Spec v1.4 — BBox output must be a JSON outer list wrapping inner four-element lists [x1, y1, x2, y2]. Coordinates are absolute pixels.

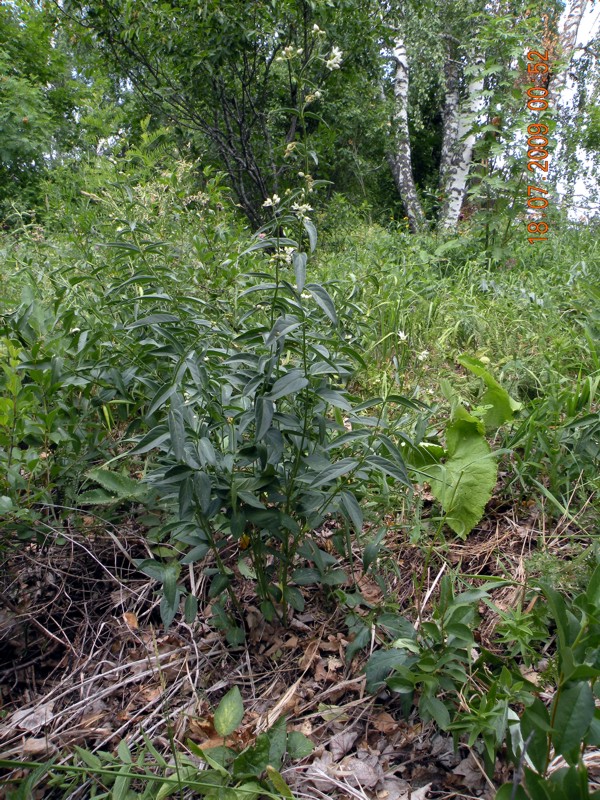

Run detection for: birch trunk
[[387, 35, 426, 233], [551, 0, 589, 101], [438, 58, 486, 231], [550, 1, 589, 210], [439, 55, 460, 191]]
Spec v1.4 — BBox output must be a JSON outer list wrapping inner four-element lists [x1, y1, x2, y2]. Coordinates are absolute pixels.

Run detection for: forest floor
[[1, 494, 596, 799]]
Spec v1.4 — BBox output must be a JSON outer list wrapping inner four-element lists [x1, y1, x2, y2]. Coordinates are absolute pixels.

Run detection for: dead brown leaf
[[370, 710, 400, 734], [122, 611, 139, 630]]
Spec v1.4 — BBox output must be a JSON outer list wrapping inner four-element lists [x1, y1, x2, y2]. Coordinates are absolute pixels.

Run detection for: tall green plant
[[124, 197, 417, 636]]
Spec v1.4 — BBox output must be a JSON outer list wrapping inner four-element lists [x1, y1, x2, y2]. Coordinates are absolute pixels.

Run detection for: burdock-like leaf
[[458, 354, 521, 430], [422, 406, 497, 538]]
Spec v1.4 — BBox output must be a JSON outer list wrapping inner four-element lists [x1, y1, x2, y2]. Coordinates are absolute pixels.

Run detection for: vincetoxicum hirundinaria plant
[[130, 194, 420, 640]]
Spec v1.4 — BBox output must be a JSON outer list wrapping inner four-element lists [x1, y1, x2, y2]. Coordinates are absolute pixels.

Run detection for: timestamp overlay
[[525, 48, 551, 244]]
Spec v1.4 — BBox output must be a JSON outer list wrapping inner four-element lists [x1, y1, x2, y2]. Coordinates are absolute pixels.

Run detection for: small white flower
[[312, 23, 320, 32], [397, 330, 408, 342], [325, 46, 343, 70], [314, 89, 322, 99], [262, 194, 281, 208], [291, 201, 313, 220], [417, 350, 429, 362]]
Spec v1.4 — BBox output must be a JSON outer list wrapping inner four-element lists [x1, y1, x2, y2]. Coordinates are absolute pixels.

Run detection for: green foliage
[[122, 201, 415, 631], [419, 404, 497, 538], [0, 2, 89, 214], [0, 693, 311, 798], [405, 358, 519, 537], [0, 292, 111, 536], [367, 567, 600, 792], [458, 354, 522, 430]]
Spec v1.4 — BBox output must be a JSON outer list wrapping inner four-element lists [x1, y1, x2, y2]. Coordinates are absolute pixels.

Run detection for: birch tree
[[385, 0, 552, 232], [387, 31, 427, 232]]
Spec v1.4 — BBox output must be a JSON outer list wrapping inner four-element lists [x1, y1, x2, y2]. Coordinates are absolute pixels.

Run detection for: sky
[[561, 1, 600, 218]]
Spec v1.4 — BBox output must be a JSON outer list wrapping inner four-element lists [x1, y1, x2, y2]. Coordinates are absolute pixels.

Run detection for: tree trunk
[[439, 52, 460, 192], [387, 35, 426, 233], [437, 56, 485, 231], [550, 1, 589, 212], [551, 0, 589, 100]]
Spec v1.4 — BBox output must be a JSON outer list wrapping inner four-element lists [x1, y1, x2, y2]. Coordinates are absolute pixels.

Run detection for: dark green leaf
[[268, 369, 309, 401], [340, 491, 363, 533], [552, 682, 594, 761], [420, 695, 451, 730], [184, 593, 198, 623], [305, 283, 337, 325]]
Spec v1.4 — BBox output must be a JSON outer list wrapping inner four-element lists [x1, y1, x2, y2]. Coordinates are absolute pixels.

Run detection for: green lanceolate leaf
[[303, 219, 317, 252], [86, 468, 147, 499], [255, 396, 274, 441], [268, 369, 309, 401], [305, 283, 337, 325], [292, 250, 307, 292], [214, 686, 244, 737], [266, 766, 294, 798], [184, 593, 198, 623], [340, 490, 363, 533]]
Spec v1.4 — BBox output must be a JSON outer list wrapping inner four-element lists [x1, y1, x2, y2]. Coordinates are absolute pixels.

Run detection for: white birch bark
[[387, 34, 426, 233], [438, 58, 486, 230], [551, 0, 589, 100], [439, 54, 460, 191]]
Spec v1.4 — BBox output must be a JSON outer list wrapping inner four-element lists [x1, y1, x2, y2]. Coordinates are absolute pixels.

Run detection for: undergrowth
[[1, 146, 599, 798]]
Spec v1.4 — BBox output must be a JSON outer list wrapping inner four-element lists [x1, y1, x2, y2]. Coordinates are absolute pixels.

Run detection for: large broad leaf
[[552, 681, 594, 762], [214, 686, 244, 737], [458, 355, 522, 430], [421, 406, 497, 538]]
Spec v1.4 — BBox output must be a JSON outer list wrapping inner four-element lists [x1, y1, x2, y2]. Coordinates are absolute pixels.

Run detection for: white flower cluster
[[183, 192, 210, 207], [262, 194, 281, 208], [276, 45, 304, 62], [271, 246, 295, 264], [304, 89, 322, 105], [325, 46, 342, 70], [291, 201, 313, 220]]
